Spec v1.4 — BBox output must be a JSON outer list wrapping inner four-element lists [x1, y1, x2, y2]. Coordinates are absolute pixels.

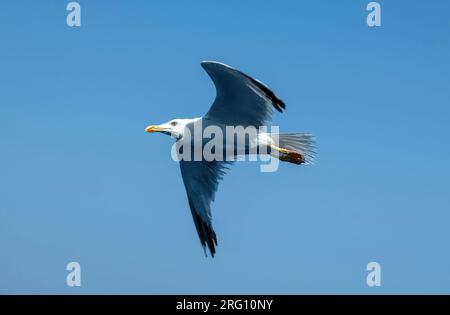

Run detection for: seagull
[[145, 61, 315, 257]]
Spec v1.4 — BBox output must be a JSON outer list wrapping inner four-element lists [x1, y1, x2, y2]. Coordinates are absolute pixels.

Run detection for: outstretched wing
[[180, 159, 230, 257], [202, 61, 285, 127]]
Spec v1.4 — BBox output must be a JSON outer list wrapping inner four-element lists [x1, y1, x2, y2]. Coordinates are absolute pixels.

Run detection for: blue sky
[[1, 0, 449, 294]]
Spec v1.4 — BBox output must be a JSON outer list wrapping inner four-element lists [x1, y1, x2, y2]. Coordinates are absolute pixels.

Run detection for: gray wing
[[202, 61, 285, 127], [180, 159, 230, 257]]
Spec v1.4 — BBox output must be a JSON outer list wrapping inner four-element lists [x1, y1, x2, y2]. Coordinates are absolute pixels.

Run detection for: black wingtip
[[201, 61, 286, 114], [236, 69, 286, 113], [201, 221, 217, 258], [273, 99, 286, 113], [188, 196, 218, 258], [205, 225, 217, 258]]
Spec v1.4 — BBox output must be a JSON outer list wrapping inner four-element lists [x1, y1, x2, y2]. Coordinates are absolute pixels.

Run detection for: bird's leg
[[270, 145, 305, 165]]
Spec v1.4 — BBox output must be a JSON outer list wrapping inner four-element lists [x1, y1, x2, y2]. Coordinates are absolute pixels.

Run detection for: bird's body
[[145, 61, 315, 257], [173, 117, 277, 159]]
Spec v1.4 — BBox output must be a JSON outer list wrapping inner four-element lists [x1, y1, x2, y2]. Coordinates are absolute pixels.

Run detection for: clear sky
[[1, 0, 449, 294]]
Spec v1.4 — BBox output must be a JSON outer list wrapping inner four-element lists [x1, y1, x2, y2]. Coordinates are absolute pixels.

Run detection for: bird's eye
[[170, 121, 177, 126]]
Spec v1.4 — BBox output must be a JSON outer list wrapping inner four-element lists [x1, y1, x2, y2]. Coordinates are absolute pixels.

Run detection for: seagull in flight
[[145, 61, 315, 257]]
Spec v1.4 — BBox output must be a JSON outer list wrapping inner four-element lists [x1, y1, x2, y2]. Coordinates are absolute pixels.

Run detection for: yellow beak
[[145, 125, 167, 133]]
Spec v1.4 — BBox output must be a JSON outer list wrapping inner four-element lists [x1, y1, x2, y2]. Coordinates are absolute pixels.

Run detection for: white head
[[145, 118, 191, 139]]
